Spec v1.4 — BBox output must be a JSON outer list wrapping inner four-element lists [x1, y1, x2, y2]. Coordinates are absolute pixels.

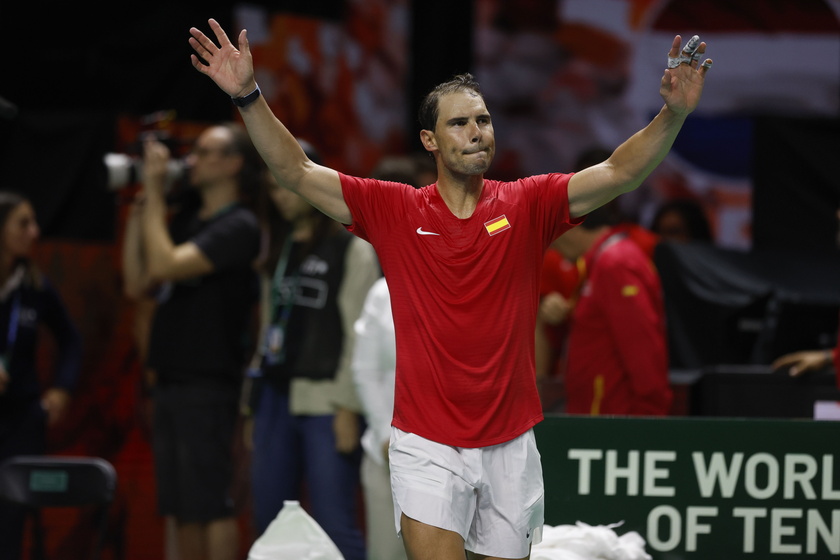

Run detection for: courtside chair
[[0, 455, 117, 560]]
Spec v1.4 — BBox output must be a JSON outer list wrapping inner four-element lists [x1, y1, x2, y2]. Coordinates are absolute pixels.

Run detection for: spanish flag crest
[[484, 215, 511, 236]]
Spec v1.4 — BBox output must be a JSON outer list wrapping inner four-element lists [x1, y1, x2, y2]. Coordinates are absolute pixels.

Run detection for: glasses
[[191, 146, 234, 158]]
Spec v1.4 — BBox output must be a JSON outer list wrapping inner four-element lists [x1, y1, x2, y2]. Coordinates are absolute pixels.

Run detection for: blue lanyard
[[2, 292, 21, 368]]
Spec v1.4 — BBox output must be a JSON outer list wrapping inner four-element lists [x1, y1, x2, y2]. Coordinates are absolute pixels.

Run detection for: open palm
[[189, 18, 256, 98]]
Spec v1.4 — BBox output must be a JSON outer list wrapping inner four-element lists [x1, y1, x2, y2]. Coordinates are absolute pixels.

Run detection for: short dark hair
[[650, 198, 713, 242], [574, 147, 613, 171], [418, 73, 483, 132], [371, 156, 422, 187], [580, 199, 623, 230]]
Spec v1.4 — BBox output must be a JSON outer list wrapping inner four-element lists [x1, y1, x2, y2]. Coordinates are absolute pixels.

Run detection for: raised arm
[[139, 138, 215, 284], [568, 34, 712, 218], [189, 18, 351, 224]]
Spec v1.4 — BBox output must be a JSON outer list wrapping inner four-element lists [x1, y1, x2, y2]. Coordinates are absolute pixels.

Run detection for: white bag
[[247, 500, 345, 560]]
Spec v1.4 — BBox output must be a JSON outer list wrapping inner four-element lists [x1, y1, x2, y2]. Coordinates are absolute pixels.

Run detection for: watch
[[231, 85, 261, 108]]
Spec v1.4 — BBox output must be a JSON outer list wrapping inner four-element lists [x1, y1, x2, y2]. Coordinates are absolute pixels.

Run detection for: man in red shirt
[[551, 204, 672, 416], [188, 19, 711, 560]]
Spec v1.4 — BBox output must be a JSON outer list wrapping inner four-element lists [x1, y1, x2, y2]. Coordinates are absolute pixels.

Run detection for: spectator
[[772, 304, 839, 382], [551, 202, 672, 415], [649, 197, 713, 243], [244, 142, 380, 560], [122, 123, 262, 560], [0, 191, 82, 560]]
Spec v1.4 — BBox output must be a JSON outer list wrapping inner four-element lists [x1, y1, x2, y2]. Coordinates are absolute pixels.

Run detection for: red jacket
[[565, 227, 671, 415]]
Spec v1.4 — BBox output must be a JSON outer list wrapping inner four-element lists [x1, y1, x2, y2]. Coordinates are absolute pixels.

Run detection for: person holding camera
[[121, 123, 263, 560]]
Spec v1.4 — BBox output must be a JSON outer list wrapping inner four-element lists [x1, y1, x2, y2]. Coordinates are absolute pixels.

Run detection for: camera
[[103, 152, 187, 191], [104, 114, 190, 191]]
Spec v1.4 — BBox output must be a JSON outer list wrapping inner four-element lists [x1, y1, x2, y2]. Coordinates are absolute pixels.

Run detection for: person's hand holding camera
[[141, 135, 173, 197]]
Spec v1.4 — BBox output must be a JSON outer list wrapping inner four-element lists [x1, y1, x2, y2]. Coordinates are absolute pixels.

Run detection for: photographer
[[121, 122, 263, 560]]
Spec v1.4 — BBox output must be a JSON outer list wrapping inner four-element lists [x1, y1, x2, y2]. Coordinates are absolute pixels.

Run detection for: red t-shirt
[[565, 228, 671, 415], [340, 172, 580, 447]]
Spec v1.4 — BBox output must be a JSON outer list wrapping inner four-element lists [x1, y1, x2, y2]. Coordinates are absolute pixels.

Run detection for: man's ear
[[419, 129, 437, 153]]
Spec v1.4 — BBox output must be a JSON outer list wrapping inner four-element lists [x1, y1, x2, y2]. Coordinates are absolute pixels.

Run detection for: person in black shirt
[[122, 123, 263, 560]]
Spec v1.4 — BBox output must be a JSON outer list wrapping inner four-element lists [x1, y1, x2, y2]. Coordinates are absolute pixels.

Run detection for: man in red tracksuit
[[552, 203, 672, 416]]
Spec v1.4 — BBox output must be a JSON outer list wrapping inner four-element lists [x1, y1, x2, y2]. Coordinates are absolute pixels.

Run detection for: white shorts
[[389, 427, 544, 558]]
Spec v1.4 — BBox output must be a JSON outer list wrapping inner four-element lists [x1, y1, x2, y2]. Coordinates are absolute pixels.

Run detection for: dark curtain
[[655, 241, 840, 369]]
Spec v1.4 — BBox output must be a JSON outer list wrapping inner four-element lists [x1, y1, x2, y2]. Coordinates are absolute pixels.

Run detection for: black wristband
[[231, 85, 261, 108]]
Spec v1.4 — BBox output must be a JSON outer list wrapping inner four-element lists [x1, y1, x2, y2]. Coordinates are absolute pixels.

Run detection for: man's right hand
[[539, 292, 572, 326], [189, 18, 257, 98], [141, 137, 171, 193], [772, 349, 833, 377]]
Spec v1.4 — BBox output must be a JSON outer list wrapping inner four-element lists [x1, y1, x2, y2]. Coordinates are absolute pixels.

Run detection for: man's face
[[187, 127, 239, 189], [550, 227, 588, 262], [3, 202, 39, 260], [267, 173, 311, 223], [426, 91, 495, 177]]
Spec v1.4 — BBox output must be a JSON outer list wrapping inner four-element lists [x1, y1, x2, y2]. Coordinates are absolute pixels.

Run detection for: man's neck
[[291, 217, 316, 242], [199, 182, 239, 219], [436, 173, 485, 219]]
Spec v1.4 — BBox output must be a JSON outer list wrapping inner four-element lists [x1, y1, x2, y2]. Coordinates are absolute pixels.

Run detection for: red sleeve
[[522, 172, 584, 248], [339, 172, 374, 242]]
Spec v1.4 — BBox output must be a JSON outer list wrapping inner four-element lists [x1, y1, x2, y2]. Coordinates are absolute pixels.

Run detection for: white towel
[[531, 521, 652, 560]]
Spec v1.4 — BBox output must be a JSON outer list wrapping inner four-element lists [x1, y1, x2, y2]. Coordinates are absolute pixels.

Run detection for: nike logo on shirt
[[416, 227, 440, 236]]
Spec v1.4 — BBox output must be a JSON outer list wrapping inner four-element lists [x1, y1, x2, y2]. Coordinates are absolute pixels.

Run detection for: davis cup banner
[[535, 416, 840, 559]]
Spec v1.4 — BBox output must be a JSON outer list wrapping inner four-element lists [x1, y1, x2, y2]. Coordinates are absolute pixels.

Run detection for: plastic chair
[[0, 455, 117, 560]]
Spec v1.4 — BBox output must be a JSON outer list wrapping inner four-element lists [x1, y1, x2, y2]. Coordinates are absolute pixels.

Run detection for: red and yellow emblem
[[484, 215, 511, 236]]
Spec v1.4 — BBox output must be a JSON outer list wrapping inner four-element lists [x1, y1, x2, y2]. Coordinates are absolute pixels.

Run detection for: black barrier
[[689, 365, 839, 418]]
